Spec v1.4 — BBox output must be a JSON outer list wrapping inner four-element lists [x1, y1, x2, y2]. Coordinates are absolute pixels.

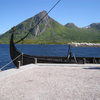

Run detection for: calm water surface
[[0, 44, 100, 70]]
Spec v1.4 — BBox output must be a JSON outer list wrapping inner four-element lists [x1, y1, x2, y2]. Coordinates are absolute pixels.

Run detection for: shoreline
[[1, 43, 100, 47], [69, 42, 100, 47]]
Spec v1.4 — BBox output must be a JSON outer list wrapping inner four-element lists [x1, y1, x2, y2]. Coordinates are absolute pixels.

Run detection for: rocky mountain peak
[[34, 10, 49, 24], [65, 23, 77, 28], [14, 10, 51, 37], [28, 10, 51, 36], [89, 23, 100, 30]]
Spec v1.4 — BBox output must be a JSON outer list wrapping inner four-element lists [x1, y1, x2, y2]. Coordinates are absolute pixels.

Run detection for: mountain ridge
[[0, 11, 100, 44]]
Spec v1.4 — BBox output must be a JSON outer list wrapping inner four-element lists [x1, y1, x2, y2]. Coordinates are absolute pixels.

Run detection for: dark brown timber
[[10, 33, 100, 68]]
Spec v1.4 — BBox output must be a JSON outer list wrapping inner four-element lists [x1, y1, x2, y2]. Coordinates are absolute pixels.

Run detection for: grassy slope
[[23, 27, 100, 44], [0, 16, 100, 44]]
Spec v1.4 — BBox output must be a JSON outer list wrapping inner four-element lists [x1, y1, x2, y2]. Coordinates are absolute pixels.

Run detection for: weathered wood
[[10, 33, 100, 68]]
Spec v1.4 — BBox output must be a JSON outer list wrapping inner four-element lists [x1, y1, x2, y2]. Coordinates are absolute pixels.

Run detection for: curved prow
[[10, 29, 35, 68], [10, 33, 22, 68]]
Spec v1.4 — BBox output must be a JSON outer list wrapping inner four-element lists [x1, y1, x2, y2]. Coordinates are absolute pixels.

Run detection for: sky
[[0, 0, 100, 34]]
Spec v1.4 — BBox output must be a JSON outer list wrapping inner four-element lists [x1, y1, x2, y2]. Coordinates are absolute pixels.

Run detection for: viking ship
[[10, 30, 100, 68], [10, 31, 72, 68], [9, 0, 100, 68]]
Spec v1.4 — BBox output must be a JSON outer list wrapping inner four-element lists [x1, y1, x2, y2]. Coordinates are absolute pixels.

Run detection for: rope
[[0, 53, 22, 71], [15, 0, 62, 43]]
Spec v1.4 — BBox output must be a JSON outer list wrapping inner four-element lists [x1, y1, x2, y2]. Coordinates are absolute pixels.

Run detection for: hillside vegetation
[[0, 11, 100, 44]]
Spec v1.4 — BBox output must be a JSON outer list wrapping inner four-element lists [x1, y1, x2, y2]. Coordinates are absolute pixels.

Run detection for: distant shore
[[1, 43, 100, 47], [69, 42, 100, 47]]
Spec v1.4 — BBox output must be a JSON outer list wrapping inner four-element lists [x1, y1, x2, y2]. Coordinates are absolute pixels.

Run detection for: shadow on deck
[[83, 67, 100, 70]]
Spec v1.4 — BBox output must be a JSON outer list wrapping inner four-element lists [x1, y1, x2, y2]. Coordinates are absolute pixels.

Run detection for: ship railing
[[0, 53, 23, 71]]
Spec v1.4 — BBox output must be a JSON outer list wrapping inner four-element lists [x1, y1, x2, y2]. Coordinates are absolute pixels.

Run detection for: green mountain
[[0, 11, 100, 44], [65, 23, 77, 28], [89, 23, 100, 30]]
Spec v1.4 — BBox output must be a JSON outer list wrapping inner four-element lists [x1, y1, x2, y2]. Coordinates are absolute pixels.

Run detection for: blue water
[[0, 44, 100, 70], [0, 44, 15, 70]]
